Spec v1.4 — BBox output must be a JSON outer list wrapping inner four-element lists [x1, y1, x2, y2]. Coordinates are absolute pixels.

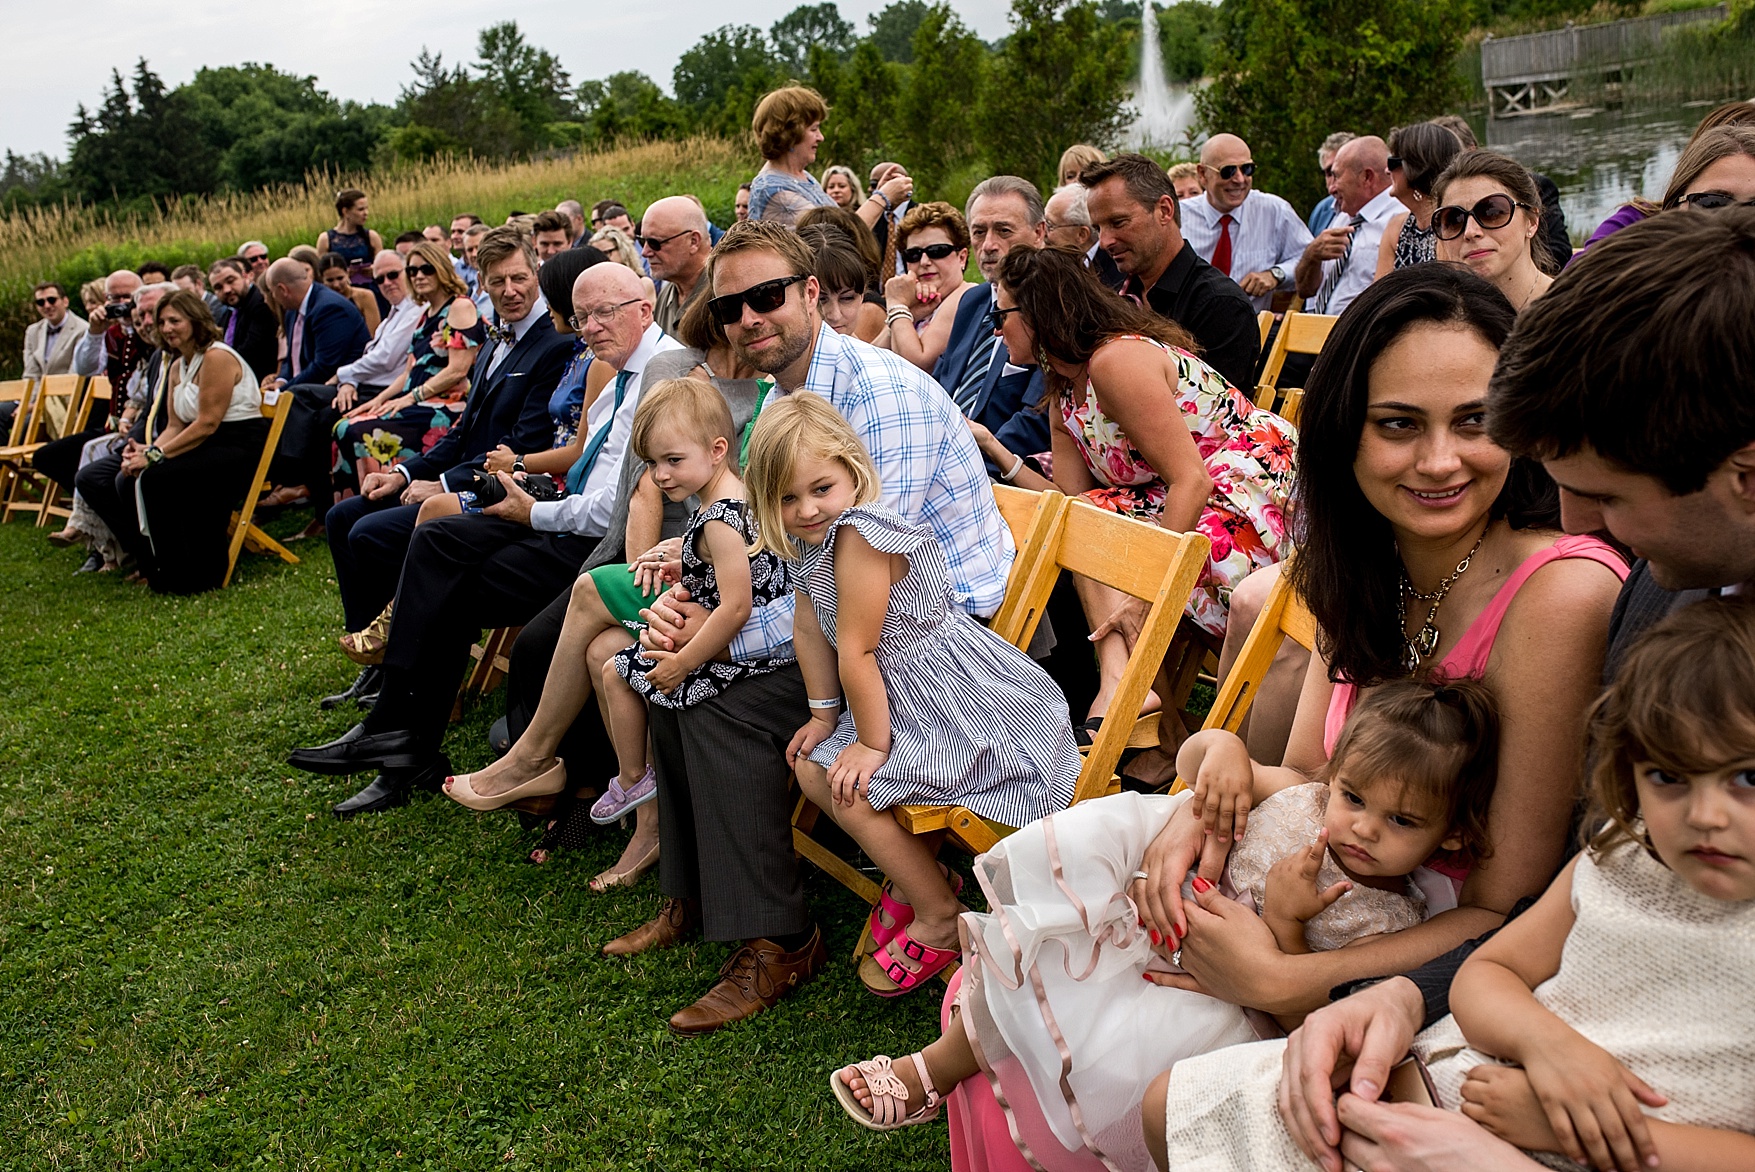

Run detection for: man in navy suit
[[933, 175, 1054, 473], [321, 229, 571, 698], [263, 258, 370, 387]]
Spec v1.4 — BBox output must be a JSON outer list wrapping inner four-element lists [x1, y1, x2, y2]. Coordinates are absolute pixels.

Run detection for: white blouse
[[170, 342, 261, 426]]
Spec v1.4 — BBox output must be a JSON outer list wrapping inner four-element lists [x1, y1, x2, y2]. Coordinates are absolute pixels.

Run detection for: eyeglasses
[[1433, 193, 1532, 240], [1386, 156, 1403, 172], [902, 243, 958, 264], [1682, 191, 1753, 210], [405, 263, 439, 277], [34, 296, 61, 307], [1208, 162, 1256, 180], [707, 274, 808, 325], [636, 230, 689, 251], [568, 298, 644, 330]]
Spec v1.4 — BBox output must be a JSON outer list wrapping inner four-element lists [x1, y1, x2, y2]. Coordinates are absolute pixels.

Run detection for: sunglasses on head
[[903, 242, 958, 264], [1211, 162, 1256, 180], [1433, 193, 1532, 240], [405, 263, 439, 277], [707, 273, 808, 325], [1682, 191, 1752, 210]]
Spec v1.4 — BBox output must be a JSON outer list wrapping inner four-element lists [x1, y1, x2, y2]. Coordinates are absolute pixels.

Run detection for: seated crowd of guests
[[15, 86, 1755, 1171]]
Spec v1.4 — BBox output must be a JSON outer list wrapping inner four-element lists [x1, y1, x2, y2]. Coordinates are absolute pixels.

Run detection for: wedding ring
[[1171, 948, 1183, 967], [1129, 869, 1149, 882]]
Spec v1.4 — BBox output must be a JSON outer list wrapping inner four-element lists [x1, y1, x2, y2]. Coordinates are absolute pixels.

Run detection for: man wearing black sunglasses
[[1183, 133, 1312, 312], [640, 195, 711, 335], [599, 218, 1015, 1035], [2, 283, 84, 437]]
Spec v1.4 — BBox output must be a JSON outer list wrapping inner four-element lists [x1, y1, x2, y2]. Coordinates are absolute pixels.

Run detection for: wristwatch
[[144, 445, 166, 465], [1270, 265, 1287, 282], [512, 457, 526, 474]]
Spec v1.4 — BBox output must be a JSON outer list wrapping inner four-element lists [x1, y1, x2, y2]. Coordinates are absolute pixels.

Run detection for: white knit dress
[[1161, 841, 1755, 1170]]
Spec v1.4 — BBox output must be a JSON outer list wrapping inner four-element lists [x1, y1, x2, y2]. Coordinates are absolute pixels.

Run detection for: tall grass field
[[0, 138, 756, 377]]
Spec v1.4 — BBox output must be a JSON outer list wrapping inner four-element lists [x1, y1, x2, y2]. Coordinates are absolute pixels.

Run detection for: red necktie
[[1212, 214, 1234, 277]]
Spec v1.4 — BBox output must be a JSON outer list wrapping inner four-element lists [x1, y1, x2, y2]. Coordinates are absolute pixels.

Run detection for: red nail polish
[[1141, 973, 1154, 982], [1149, 929, 1161, 944], [1191, 876, 1213, 893]]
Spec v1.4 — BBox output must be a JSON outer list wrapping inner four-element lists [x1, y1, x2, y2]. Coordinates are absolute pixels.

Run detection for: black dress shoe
[[331, 755, 450, 818], [75, 552, 104, 574], [320, 666, 383, 711], [489, 716, 512, 758], [288, 724, 423, 775]]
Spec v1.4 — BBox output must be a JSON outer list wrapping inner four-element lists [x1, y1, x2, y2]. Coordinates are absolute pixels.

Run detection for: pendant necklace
[[1397, 526, 1488, 674]]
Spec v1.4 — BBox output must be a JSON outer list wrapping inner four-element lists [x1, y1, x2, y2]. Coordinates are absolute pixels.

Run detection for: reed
[[0, 137, 755, 376]]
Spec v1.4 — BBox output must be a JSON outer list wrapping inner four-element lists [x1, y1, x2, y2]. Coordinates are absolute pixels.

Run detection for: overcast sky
[[3, 0, 1029, 160]]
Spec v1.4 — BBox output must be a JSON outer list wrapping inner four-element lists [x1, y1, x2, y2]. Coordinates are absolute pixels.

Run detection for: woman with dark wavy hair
[[1123, 265, 1627, 1062], [992, 245, 1296, 756]]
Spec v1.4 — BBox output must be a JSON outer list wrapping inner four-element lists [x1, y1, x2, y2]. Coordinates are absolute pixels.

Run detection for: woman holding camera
[[88, 290, 268, 594]]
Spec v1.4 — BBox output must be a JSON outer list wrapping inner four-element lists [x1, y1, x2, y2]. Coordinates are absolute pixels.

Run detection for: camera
[[104, 302, 131, 320], [448, 468, 563, 511]]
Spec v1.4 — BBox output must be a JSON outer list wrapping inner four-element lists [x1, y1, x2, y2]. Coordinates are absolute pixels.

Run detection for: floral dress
[[611, 499, 792, 710], [1060, 335, 1297, 638], [332, 296, 485, 490]]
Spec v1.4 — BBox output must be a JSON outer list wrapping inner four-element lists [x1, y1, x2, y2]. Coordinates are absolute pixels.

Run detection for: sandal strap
[[910, 1051, 942, 1112], [881, 929, 960, 991], [849, 1055, 938, 1127]]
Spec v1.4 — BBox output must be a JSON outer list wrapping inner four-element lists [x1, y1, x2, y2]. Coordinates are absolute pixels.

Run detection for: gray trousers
[[651, 664, 809, 942]]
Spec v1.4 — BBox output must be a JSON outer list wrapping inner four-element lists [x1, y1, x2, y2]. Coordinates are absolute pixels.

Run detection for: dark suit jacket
[[228, 285, 280, 381], [278, 283, 370, 387], [1103, 240, 1260, 395], [399, 311, 572, 483], [932, 282, 1051, 465]]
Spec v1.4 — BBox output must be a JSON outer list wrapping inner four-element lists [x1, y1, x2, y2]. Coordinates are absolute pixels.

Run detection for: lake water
[[1480, 99, 1720, 243]]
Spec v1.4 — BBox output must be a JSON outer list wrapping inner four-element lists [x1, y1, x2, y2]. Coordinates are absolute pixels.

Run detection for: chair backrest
[[1256, 310, 1274, 351], [14, 375, 79, 448], [68, 376, 111, 434], [221, 389, 297, 587], [1006, 499, 1212, 803], [1256, 310, 1340, 393], [1, 379, 32, 445], [988, 484, 1066, 650], [1164, 567, 1315, 794]]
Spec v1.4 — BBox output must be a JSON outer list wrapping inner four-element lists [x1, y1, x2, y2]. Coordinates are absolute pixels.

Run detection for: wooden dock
[[1482, 5, 1728, 116]]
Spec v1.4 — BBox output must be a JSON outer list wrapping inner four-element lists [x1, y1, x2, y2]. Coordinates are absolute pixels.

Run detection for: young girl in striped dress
[[744, 393, 1082, 998]]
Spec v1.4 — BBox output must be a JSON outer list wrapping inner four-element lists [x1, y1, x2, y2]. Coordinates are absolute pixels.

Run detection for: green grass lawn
[[0, 518, 951, 1170]]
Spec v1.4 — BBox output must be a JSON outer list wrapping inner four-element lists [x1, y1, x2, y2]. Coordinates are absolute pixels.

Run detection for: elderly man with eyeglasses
[[639, 195, 712, 335], [1180, 132, 1314, 312], [290, 259, 681, 816]]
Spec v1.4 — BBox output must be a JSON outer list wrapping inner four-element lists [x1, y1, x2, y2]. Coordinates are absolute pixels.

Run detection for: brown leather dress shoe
[[668, 925, 828, 1036], [602, 897, 699, 957]]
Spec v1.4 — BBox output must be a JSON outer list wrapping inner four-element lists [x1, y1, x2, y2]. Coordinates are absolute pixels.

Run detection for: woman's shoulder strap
[[1443, 534, 1629, 676]]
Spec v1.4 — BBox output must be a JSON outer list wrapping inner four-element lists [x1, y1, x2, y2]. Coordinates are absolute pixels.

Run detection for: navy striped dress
[[799, 505, 1081, 828]]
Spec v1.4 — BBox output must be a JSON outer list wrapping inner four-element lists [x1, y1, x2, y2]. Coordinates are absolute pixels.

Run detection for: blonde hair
[[744, 392, 881, 559], [1059, 143, 1106, 183], [630, 378, 735, 465], [1167, 161, 1200, 184], [589, 226, 644, 273]]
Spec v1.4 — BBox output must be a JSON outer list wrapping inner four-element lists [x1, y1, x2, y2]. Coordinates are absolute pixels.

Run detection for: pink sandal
[[830, 1052, 941, 1131], [866, 870, 965, 951], [868, 926, 960, 997]]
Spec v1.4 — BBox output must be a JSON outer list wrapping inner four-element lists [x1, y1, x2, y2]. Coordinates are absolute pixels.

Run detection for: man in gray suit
[[4, 282, 87, 437]]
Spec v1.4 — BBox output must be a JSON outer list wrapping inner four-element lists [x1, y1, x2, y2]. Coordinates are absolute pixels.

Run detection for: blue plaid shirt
[[729, 324, 1015, 660]]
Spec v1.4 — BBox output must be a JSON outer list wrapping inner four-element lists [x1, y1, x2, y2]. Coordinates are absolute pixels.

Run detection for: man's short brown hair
[[32, 281, 66, 299], [1487, 206, 1755, 496], [712, 219, 817, 280], [1079, 153, 1180, 224], [532, 210, 572, 237], [474, 225, 539, 277]]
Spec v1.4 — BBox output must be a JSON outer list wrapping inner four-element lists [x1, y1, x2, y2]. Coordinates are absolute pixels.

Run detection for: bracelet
[[885, 306, 912, 323], [871, 190, 893, 212], [144, 445, 166, 465], [999, 453, 1025, 482], [807, 697, 842, 710]]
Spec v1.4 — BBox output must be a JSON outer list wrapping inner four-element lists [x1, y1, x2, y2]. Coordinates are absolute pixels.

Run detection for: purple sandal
[[589, 765, 656, 825]]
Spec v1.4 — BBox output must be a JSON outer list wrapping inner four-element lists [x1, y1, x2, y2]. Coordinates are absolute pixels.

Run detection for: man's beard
[[737, 322, 812, 376]]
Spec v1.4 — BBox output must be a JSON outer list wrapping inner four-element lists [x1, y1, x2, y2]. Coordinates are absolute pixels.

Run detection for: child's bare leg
[[467, 573, 619, 797], [795, 761, 960, 948], [601, 661, 651, 788], [416, 492, 463, 524], [1142, 1067, 1172, 1172], [837, 1003, 982, 1110]]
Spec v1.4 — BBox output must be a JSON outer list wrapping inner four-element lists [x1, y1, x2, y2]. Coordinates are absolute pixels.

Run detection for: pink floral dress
[[1060, 336, 1296, 638]]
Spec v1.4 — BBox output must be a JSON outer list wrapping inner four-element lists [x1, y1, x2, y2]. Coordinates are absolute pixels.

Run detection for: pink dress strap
[[1323, 534, 1628, 756]]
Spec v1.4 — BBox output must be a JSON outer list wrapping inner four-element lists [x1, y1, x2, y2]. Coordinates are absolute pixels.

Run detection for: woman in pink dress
[[932, 263, 1628, 1172], [988, 246, 1296, 754]]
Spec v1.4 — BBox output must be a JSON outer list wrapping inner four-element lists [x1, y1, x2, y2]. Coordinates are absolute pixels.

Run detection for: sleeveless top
[[406, 296, 485, 402], [1392, 212, 1437, 269], [325, 225, 376, 285], [168, 342, 262, 426]]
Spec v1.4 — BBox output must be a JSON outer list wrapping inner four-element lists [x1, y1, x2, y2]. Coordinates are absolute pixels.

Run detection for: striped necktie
[[952, 327, 1001, 417], [1311, 214, 1366, 314]]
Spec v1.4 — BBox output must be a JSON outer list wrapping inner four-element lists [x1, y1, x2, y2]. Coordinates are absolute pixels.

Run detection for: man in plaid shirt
[[605, 219, 1014, 1035]]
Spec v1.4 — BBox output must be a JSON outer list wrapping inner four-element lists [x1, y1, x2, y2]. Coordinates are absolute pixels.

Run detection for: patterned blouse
[[749, 167, 837, 227], [407, 295, 486, 403]]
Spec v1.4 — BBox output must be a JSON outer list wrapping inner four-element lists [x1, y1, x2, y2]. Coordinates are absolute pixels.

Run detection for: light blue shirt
[[1179, 189, 1313, 311]]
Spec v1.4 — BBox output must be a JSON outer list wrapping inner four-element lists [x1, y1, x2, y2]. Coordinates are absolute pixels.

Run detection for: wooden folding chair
[[988, 483, 1066, 650], [1256, 310, 1274, 352], [1168, 568, 1316, 792], [1254, 311, 1338, 414], [1, 375, 81, 523], [37, 377, 110, 527], [452, 626, 523, 721], [0, 379, 34, 500], [221, 389, 302, 587]]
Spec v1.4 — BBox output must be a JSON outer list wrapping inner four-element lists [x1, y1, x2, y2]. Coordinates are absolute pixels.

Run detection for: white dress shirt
[[1179, 190, 1313, 311], [528, 322, 681, 538], [479, 294, 548, 382], [1315, 186, 1405, 317], [336, 295, 423, 389]]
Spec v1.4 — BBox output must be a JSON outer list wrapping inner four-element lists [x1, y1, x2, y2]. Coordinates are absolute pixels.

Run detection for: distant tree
[[673, 25, 787, 139], [980, 0, 1133, 190], [814, 40, 904, 175], [0, 152, 69, 208], [578, 72, 690, 144], [897, 5, 987, 194], [180, 65, 386, 190], [395, 49, 522, 160], [771, 4, 857, 74], [474, 22, 580, 149], [67, 61, 216, 204], [867, 0, 934, 62], [1197, 0, 1468, 213], [1157, 1, 1219, 82]]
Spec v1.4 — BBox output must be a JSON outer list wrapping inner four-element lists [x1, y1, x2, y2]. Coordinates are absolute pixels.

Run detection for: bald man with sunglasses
[[1180, 133, 1313, 311]]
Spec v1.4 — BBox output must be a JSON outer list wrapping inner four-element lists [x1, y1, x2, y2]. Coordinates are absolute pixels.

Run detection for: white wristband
[[807, 697, 842, 710], [999, 453, 1025, 482]]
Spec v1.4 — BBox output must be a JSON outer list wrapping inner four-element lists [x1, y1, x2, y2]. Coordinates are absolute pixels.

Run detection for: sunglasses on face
[[35, 296, 60, 307], [1386, 156, 1403, 172], [1321, 165, 1338, 179], [376, 269, 405, 282], [989, 305, 1023, 329], [707, 273, 808, 325], [903, 242, 958, 264], [1433, 193, 1532, 240], [245, 253, 268, 264], [1210, 162, 1256, 180], [636, 230, 688, 251], [405, 263, 439, 277], [568, 298, 644, 331], [1682, 191, 1753, 210]]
